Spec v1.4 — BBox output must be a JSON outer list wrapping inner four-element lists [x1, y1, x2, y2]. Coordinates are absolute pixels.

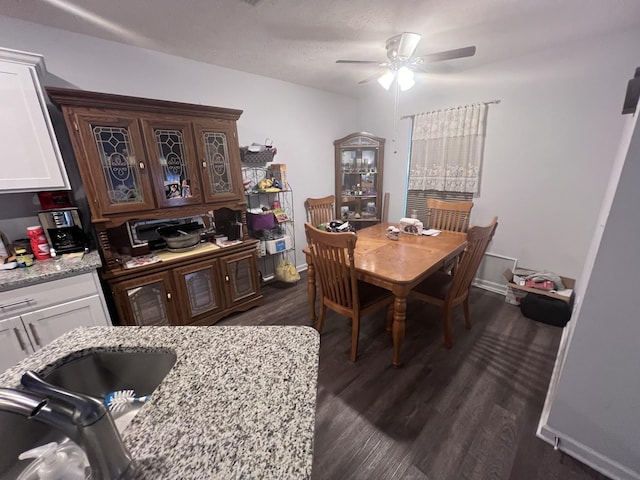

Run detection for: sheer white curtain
[[408, 103, 488, 194]]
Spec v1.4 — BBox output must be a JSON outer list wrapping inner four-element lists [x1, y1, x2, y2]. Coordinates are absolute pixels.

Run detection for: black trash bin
[[520, 291, 576, 328]]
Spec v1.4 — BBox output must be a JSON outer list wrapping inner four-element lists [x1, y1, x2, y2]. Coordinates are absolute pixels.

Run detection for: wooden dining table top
[[345, 223, 467, 287], [303, 222, 468, 366]]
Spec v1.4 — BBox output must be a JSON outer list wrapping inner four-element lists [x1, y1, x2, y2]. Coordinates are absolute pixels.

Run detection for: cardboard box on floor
[[503, 268, 575, 304]]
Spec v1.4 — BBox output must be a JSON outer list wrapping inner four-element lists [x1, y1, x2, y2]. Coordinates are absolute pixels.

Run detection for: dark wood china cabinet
[[48, 88, 262, 326]]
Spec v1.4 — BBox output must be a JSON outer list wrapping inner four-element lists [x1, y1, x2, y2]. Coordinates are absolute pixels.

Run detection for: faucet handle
[[21, 371, 107, 425]]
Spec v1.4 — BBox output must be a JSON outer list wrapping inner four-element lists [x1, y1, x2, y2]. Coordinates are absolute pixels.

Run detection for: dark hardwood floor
[[219, 273, 608, 480]]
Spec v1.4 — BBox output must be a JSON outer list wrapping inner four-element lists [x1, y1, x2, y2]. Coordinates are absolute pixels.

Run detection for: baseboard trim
[[472, 278, 507, 295], [537, 424, 640, 480]]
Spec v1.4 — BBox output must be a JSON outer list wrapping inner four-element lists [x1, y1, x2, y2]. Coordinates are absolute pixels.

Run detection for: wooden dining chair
[[426, 198, 474, 233], [411, 217, 498, 349], [304, 223, 394, 361], [305, 195, 335, 227]]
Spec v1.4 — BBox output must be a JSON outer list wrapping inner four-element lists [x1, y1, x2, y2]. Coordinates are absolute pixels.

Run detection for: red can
[[27, 226, 51, 260]]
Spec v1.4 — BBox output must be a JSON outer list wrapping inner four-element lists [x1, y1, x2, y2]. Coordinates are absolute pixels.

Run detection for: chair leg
[[442, 306, 453, 349], [351, 315, 360, 362], [386, 303, 394, 332], [317, 304, 327, 333], [463, 297, 471, 330]]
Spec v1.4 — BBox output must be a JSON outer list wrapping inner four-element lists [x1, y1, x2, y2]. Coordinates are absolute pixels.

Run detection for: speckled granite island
[[0, 325, 320, 479]]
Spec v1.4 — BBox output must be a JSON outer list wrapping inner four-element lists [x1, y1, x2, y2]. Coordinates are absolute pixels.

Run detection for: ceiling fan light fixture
[[397, 66, 415, 91], [386, 32, 422, 61], [377, 70, 396, 90]]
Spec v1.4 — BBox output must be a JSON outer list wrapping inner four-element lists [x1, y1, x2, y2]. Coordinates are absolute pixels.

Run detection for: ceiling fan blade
[[358, 71, 385, 85], [336, 60, 383, 64], [416, 45, 476, 64]]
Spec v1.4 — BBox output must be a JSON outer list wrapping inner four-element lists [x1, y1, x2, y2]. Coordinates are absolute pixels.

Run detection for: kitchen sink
[[0, 350, 177, 480], [41, 350, 177, 400]]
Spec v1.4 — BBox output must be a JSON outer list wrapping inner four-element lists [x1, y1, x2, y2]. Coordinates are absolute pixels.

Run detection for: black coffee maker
[[37, 207, 89, 255]]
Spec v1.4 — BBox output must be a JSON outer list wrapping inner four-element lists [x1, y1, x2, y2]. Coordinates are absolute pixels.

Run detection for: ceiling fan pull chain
[[394, 81, 400, 130], [392, 81, 400, 154]]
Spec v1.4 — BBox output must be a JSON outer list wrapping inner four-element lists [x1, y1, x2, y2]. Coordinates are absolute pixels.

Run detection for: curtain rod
[[401, 99, 501, 120]]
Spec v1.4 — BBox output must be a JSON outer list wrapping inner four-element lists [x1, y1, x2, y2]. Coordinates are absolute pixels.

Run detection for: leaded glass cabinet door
[[73, 111, 155, 215], [221, 251, 260, 306], [192, 119, 244, 204], [140, 119, 202, 208], [111, 272, 178, 326], [173, 260, 224, 325]]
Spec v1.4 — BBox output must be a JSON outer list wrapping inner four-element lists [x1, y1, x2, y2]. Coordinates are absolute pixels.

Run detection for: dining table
[[304, 222, 467, 367]]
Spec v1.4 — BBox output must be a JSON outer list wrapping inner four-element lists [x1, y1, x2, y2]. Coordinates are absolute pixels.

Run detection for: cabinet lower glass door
[[174, 262, 224, 324], [127, 282, 170, 326], [185, 270, 218, 314], [224, 253, 259, 304]]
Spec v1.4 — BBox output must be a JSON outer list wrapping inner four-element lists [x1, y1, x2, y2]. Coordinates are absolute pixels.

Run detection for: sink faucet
[[0, 371, 135, 480]]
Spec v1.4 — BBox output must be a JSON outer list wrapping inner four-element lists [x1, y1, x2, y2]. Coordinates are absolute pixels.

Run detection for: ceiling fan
[[336, 32, 476, 91]]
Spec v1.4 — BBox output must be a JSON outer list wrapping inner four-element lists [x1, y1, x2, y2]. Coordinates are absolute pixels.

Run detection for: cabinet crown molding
[[47, 87, 243, 120], [0, 47, 46, 78]]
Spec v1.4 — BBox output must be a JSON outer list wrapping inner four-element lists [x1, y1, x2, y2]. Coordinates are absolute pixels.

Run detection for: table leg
[[392, 294, 407, 367], [305, 252, 316, 326]]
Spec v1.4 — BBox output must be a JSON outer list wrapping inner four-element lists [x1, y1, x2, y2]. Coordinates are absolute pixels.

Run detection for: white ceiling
[[2, 0, 640, 97]]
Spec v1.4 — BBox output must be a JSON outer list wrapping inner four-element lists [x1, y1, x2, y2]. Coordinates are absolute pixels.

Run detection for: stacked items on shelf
[[242, 165, 297, 283]]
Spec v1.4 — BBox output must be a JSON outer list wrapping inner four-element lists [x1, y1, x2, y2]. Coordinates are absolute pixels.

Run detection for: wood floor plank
[[219, 275, 608, 480], [459, 403, 519, 480]]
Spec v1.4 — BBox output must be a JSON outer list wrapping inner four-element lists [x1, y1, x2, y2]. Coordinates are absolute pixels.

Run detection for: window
[[405, 102, 494, 221]]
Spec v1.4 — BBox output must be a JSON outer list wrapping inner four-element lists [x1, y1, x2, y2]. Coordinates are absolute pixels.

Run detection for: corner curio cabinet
[[334, 132, 385, 229]]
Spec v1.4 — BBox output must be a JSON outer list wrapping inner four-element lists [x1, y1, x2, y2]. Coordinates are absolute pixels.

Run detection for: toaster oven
[[127, 218, 205, 251]]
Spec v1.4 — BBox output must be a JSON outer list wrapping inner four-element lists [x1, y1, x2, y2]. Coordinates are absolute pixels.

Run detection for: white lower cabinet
[[0, 317, 35, 371], [0, 272, 111, 372]]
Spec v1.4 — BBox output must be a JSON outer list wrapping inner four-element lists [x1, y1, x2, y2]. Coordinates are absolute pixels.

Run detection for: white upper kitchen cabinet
[[0, 48, 70, 192]]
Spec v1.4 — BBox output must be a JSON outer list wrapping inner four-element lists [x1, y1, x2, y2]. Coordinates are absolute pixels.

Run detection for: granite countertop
[[0, 326, 320, 479], [0, 250, 102, 291]]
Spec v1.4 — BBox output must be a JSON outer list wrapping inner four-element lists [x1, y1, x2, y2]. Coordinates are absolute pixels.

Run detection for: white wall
[[358, 27, 640, 280], [0, 15, 358, 267], [3, 15, 639, 281], [539, 108, 640, 480]]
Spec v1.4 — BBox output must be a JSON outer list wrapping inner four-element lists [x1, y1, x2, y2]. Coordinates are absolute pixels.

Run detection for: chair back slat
[[305, 223, 358, 310], [426, 199, 474, 232], [449, 217, 498, 300], [306, 195, 336, 226]]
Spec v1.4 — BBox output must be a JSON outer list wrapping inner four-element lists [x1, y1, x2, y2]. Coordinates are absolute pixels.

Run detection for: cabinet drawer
[[0, 272, 100, 319]]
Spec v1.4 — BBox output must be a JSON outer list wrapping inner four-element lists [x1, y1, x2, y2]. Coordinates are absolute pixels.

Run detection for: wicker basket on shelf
[[240, 147, 275, 166]]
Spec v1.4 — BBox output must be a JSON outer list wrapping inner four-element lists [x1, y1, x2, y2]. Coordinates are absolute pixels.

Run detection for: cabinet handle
[[167, 292, 172, 300], [139, 162, 145, 170], [225, 275, 230, 282], [202, 160, 207, 168], [13, 328, 28, 352], [28, 324, 41, 347], [0, 298, 34, 309]]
